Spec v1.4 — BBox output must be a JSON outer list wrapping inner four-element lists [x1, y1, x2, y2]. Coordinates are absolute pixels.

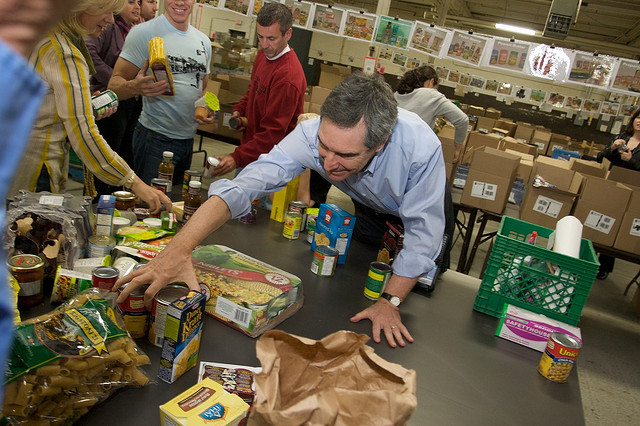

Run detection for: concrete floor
[[70, 135, 640, 425]]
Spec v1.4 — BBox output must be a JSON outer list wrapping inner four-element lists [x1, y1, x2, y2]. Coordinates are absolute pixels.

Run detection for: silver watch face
[[390, 296, 401, 306]]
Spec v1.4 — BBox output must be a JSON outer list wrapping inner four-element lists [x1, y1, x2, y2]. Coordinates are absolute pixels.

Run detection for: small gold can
[[538, 332, 582, 383]]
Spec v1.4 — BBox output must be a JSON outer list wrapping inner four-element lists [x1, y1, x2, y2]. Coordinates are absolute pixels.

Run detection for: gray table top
[[75, 210, 584, 425]]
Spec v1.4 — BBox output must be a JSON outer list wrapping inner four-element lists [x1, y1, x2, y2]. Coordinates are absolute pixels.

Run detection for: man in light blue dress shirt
[[117, 73, 446, 348]]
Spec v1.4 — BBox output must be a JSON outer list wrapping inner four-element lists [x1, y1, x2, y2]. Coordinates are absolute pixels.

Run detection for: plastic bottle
[[183, 180, 202, 222], [158, 151, 175, 183]]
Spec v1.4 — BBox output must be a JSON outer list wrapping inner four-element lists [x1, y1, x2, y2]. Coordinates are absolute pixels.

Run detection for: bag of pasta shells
[[1, 288, 151, 424]]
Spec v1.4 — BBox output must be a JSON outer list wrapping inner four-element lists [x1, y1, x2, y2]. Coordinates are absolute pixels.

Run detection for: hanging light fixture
[[495, 23, 536, 36]]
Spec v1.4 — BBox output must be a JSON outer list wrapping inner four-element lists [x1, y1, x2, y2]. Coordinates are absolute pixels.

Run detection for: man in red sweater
[[210, 2, 307, 176]]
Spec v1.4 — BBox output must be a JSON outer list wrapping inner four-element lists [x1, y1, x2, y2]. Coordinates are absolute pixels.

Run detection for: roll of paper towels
[[553, 216, 583, 258]]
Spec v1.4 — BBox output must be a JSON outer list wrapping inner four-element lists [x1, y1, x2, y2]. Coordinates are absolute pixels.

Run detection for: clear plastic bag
[[2, 289, 153, 424]]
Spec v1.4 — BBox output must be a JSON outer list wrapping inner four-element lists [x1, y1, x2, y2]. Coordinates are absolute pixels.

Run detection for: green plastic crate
[[473, 216, 599, 326]]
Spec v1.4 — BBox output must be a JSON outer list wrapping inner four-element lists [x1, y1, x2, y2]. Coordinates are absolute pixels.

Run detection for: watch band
[[380, 292, 401, 306]]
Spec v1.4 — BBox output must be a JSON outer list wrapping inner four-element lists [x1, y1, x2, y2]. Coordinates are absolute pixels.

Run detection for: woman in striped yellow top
[[7, 0, 171, 214]]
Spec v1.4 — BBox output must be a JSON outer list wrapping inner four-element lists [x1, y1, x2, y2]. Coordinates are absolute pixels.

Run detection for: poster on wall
[[436, 67, 449, 81], [374, 16, 413, 49], [469, 76, 486, 90], [484, 38, 530, 72], [378, 47, 393, 62], [408, 22, 450, 57], [611, 59, 640, 93], [497, 82, 513, 95], [223, 0, 252, 15], [342, 11, 377, 41], [393, 52, 408, 66], [253, 0, 281, 15], [564, 96, 583, 110], [621, 104, 639, 116], [582, 99, 602, 114], [448, 71, 460, 83], [196, 0, 220, 7], [530, 89, 547, 102], [445, 30, 488, 66], [525, 44, 572, 81], [311, 5, 345, 35], [568, 52, 616, 88], [600, 101, 620, 116], [514, 86, 532, 101], [406, 57, 420, 69], [459, 73, 472, 86], [485, 80, 499, 92], [548, 93, 566, 107], [284, 0, 314, 29]]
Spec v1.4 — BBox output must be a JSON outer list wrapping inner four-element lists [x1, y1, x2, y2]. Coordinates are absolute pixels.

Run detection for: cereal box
[[192, 245, 303, 338], [158, 291, 206, 383], [310, 203, 356, 264], [496, 304, 582, 352], [377, 221, 404, 265], [160, 378, 249, 426]]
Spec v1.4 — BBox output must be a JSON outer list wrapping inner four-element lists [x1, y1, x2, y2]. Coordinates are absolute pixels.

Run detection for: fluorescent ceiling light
[[495, 23, 536, 36]]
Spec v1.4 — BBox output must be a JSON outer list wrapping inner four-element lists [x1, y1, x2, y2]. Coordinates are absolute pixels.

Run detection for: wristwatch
[[380, 292, 401, 307]]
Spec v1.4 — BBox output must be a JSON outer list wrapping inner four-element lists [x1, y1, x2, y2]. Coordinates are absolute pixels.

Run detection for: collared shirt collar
[[266, 45, 290, 61]]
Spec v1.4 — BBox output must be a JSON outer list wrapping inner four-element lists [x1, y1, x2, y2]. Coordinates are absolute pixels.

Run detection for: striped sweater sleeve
[[38, 32, 134, 187]]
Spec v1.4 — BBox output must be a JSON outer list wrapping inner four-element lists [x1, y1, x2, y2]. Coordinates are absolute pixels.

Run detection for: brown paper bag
[[249, 330, 417, 426]]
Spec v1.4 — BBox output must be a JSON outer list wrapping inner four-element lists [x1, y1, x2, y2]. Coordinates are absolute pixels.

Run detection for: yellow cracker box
[[160, 378, 249, 425], [149, 37, 175, 96], [158, 291, 206, 383]]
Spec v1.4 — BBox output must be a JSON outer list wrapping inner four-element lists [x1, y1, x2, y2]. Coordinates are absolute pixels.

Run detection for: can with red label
[[117, 283, 149, 338], [538, 332, 582, 383], [148, 283, 190, 347], [91, 266, 119, 290]]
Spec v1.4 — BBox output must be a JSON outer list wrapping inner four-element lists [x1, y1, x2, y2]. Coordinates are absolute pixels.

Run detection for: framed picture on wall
[[378, 47, 393, 62], [342, 10, 377, 41], [311, 5, 345, 35], [459, 73, 472, 86], [469, 76, 486, 89], [484, 80, 499, 92], [374, 16, 413, 49], [448, 71, 460, 83], [436, 67, 449, 80], [408, 22, 451, 58], [600, 101, 620, 115], [484, 38, 530, 73], [530, 89, 547, 102], [393, 52, 408, 66], [548, 93, 566, 107], [223, 0, 253, 16], [582, 99, 602, 113], [283, 0, 314, 29], [514, 86, 532, 100], [405, 57, 420, 69], [497, 82, 513, 95], [611, 59, 640, 94], [621, 104, 639, 116], [568, 52, 616, 88], [564, 96, 583, 110], [445, 30, 488, 66]]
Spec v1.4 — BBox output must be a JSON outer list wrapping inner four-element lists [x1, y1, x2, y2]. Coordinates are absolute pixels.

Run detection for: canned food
[[88, 235, 116, 258], [288, 200, 308, 230], [148, 284, 190, 347], [538, 332, 582, 383], [7, 254, 45, 308], [228, 116, 248, 130], [282, 211, 302, 240], [311, 245, 339, 276], [91, 266, 120, 290], [112, 190, 136, 211], [364, 262, 393, 300], [112, 216, 131, 234], [117, 283, 150, 339], [238, 199, 259, 224], [306, 208, 319, 244], [204, 157, 220, 177], [113, 256, 139, 277], [150, 177, 172, 194], [182, 169, 203, 198], [91, 89, 119, 116]]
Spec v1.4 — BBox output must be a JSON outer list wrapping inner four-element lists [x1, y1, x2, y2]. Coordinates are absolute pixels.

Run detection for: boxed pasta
[[160, 378, 249, 426], [310, 203, 356, 264], [158, 291, 206, 384], [192, 245, 303, 338], [2, 289, 151, 424]]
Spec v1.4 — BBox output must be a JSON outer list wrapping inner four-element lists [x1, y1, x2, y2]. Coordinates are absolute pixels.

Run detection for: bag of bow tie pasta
[[1, 288, 151, 424]]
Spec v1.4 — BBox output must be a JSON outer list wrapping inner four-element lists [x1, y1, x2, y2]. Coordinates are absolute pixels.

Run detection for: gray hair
[[320, 72, 398, 150], [257, 2, 292, 35]]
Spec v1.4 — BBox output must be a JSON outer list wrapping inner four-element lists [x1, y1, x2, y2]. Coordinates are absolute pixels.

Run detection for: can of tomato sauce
[[538, 332, 582, 383], [148, 283, 190, 347], [91, 266, 119, 290], [117, 283, 149, 339]]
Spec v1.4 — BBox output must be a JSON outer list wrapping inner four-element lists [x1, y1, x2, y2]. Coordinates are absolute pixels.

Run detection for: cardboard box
[[462, 131, 502, 163], [504, 150, 534, 206], [501, 137, 538, 157], [192, 245, 303, 337], [311, 203, 356, 264], [573, 177, 632, 247], [158, 291, 206, 384], [607, 166, 640, 186], [531, 128, 552, 154], [318, 63, 351, 89], [495, 118, 516, 136], [496, 304, 582, 352], [438, 124, 456, 140], [569, 158, 607, 178], [460, 147, 520, 214], [519, 159, 583, 229], [228, 75, 251, 95], [160, 378, 249, 426], [270, 175, 300, 223], [484, 108, 502, 119], [614, 188, 640, 253], [491, 128, 510, 138], [309, 86, 332, 105], [514, 122, 535, 143], [94, 195, 115, 236], [476, 116, 496, 134], [467, 105, 485, 117]]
